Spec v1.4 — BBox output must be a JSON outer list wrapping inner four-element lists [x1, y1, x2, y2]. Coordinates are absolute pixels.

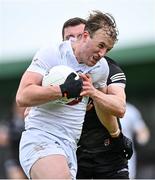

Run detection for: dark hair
[[85, 10, 118, 45], [62, 17, 86, 39]]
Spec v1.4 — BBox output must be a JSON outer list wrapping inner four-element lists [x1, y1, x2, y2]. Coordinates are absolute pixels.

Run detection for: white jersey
[[25, 40, 109, 144], [120, 102, 147, 179], [121, 103, 147, 140]]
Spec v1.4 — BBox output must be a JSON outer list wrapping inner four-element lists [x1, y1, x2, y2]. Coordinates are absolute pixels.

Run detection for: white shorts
[[19, 128, 77, 179]]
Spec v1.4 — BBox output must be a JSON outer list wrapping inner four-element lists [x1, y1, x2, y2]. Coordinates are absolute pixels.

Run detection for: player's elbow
[[117, 105, 126, 118], [117, 109, 125, 118], [16, 94, 27, 107]]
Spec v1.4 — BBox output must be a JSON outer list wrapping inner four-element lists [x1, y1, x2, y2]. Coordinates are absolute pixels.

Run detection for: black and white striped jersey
[[106, 56, 126, 86]]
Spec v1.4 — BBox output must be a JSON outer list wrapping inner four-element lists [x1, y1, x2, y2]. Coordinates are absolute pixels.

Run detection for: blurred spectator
[[0, 122, 10, 178], [4, 102, 26, 179], [0, 123, 9, 147], [120, 102, 150, 179]]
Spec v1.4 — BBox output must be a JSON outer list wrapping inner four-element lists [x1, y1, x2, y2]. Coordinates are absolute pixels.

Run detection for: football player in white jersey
[[62, 17, 132, 179], [16, 10, 119, 179], [121, 102, 150, 178]]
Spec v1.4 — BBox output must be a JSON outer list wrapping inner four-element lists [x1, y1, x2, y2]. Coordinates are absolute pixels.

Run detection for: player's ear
[[82, 31, 89, 40]]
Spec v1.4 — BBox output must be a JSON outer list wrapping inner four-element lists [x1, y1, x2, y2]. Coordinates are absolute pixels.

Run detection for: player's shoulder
[[33, 41, 63, 62], [105, 56, 122, 71], [97, 57, 109, 73], [33, 41, 60, 58], [105, 56, 126, 85]]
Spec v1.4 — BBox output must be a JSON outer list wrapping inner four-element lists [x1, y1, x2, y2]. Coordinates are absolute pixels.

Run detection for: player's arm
[[16, 71, 83, 107], [92, 85, 126, 118], [93, 85, 125, 137], [94, 86, 133, 159], [80, 73, 125, 136], [80, 74, 126, 118], [80, 80, 120, 136], [95, 103, 120, 137], [92, 80, 126, 135], [16, 71, 62, 107]]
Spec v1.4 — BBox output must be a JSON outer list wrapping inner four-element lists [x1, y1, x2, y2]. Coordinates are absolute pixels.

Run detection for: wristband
[[110, 129, 120, 137]]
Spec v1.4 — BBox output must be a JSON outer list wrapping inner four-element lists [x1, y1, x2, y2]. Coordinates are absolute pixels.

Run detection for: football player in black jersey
[[65, 17, 133, 179], [77, 57, 132, 179]]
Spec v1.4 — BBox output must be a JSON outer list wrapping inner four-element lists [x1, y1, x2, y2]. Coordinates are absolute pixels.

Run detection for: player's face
[[77, 29, 113, 66], [63, 24, 85, 41], [64, 24, 114, 67]]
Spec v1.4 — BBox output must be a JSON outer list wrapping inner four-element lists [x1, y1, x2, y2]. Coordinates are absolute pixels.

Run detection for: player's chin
[[88, 60, 97, 66]]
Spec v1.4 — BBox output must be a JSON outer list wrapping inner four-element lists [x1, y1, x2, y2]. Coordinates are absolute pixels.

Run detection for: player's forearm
[[16, 85, 62, 107], [94, 103, 120, 136], [91, 89, 125, 118]]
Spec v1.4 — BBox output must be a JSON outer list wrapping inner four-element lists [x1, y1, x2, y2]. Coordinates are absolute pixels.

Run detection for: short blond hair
[[85, 10, 118, 45]]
